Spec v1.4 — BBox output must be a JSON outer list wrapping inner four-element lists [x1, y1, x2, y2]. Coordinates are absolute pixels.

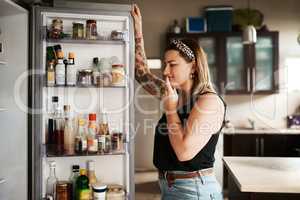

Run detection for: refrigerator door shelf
[[46, 37, 126, 45]]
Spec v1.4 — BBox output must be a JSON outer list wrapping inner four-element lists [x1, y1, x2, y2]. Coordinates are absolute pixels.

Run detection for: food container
[[92, 183, 107, 200], [73, 22, 84, 39], [50, 18, 63, 39], [56, 181, 72, 200], [86, 19, 97, 40], [111, 64, 125, 86], [111, 30, 125, 40], [111, 131, 123, 152], [78, 69, 93, 86], [106, 184, 125, 200]]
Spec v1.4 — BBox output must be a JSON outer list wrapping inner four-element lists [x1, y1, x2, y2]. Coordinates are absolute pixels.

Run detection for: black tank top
[[153, 92, 226, 171]]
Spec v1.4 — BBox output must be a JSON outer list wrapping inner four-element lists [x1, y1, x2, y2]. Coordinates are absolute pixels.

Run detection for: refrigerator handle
[[0, 178, 6, 184]]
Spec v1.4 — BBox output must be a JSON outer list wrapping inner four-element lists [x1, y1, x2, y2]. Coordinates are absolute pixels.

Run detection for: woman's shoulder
[[192, 91, 226, 111]]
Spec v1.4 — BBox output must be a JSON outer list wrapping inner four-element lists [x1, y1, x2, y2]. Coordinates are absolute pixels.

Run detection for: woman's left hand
[[163, 77, 179, 114]]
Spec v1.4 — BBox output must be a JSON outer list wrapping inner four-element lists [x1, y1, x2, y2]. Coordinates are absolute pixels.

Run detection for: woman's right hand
[[131, 4, 143, 38]]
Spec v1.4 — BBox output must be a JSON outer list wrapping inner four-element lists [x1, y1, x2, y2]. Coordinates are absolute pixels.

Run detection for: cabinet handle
[[255, 137, 260, 156], [260, 137, 264, 156], [247, 67, 251, 92], [0, 178, 6, 184], [220, 81, 225, 95], [252, 67, 256, 92]]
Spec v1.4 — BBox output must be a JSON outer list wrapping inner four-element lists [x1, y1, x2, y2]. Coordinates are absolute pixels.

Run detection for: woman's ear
[[191, 61, 197, 73]]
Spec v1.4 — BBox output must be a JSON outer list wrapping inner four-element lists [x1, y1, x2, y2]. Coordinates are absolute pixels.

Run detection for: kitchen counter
[[223, 156, 300, 193], [222, 127, 300, 135]]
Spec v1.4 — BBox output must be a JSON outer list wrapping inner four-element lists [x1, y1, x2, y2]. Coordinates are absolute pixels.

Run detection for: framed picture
[[186, 17, 206, 33]]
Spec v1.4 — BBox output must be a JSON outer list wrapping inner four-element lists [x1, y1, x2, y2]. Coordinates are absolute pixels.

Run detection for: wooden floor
[[135, 170, 161, 200]]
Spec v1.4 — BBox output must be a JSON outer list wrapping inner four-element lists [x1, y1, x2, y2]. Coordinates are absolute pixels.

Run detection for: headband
[[170, 39, 195, 60]]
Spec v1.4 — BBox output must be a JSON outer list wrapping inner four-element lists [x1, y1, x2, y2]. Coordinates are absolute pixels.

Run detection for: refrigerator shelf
[[45, 85, 126, 88], [46, 37, 126, 45], [46, 151, 126, 158]]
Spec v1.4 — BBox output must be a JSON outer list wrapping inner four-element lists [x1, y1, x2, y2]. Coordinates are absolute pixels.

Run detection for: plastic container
[[205, 6, 233, 32], [92, 183, 107, 200], [106, 185, 125, 200]]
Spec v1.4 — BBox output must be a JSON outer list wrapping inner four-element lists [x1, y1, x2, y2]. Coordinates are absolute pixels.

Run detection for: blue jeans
[[158, 172, 223, 200]]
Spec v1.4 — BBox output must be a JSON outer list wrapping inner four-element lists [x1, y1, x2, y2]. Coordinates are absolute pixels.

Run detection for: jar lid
[[79, 69, 93, 73], [112, 64, 124, 68], [87, 19, 96, 23], [52, 96, 58, 102], [72, 165, 80, 170], [92, 183, 107, 192], [89, 113, 97, 121], [68, 52, 75, 59], [57, 51, 64, 59]]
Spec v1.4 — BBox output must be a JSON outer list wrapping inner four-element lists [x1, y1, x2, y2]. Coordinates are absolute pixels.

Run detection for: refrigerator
[[0, 0, 28, 200], [29, 1, 135, 200]]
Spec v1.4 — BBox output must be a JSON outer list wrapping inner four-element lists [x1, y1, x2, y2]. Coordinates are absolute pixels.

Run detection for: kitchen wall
[[66, 0, 300, 169]]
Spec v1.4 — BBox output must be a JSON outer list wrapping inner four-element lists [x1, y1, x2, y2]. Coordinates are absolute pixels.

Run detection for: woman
[[131, 4, 226, 200]]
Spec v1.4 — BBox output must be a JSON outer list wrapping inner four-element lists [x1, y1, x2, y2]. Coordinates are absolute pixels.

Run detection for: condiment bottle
[[87, 160, 97, 188], [55, 51, 66, 86], [64, 105, 75, 155], [69, 165, 80, 200], [66, 52, 77, 86], [87, 113, 98, 154], [46, 161, 58, 200], [76, 169, 90, 200], [47, 61, 55, 87], [75, 118, 88, 154]]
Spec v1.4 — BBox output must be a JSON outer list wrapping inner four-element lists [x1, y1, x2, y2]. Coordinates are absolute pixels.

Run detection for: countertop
[[222, 127, 300, 135], [223, 156, 300, 193]]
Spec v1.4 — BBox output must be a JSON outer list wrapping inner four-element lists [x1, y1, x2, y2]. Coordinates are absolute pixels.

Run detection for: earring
[[190, 73, 195, 79]]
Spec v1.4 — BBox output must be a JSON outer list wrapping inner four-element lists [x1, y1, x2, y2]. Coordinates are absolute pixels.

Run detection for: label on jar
[[88, 138, 98, 153]]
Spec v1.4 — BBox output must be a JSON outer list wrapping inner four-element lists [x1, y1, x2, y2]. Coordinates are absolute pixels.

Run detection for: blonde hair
[[166, 38, 216, 95]]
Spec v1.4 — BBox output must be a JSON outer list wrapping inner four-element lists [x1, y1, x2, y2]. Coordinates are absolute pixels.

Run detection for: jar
[[106, 185, 125, 200], [97, 134, 106, 154], [51, 18, 63, 39], [56, 181, 71, 200], [104, 135, 111, 154], [92, 183, 107, 200], [86, 20, 97, 40], [73, 22, 84, 39], [111, 132, 123, 152], [78, 69, 93, 86], [111, 64, 125, 86], [111, 30, 125, 40]]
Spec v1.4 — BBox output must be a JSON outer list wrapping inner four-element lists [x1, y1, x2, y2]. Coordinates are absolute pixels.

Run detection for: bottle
[[99, 110, 110, 153], [55, 51, 65, 86], [64, 105, 75, 155], [75, 118, 88, 154], [69, 165, 80, 200], [87, 113, 98, 154], [46, 161, 58, 200], [87, 160, 97, 188], [47, 61, 55, 87], [76, 169, 90, 200], [66, 52, 77, 86], [92, 57, 100, 86]]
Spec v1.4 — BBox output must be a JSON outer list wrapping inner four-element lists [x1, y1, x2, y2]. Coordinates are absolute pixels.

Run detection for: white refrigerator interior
[[0, 0, 28, 200], [39, 10, 133, 199]]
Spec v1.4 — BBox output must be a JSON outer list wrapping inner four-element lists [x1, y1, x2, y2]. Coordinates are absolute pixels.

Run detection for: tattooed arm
[[131, 4, 166, 99]]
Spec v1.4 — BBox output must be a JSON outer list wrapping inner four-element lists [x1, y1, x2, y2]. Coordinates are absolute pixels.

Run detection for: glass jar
[[111, 64, 125, 86], [111, 30, 125, 40], [73, 22, 84, 39], [50, 18, 63, 39], [78, 69, 93, 87], [111, 132, 123, 152], [56, 181, 71, 200], [86, 19, 97, 40]]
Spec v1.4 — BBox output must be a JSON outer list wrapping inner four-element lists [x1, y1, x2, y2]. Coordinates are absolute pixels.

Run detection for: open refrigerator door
[[30, 4, 134, 200]]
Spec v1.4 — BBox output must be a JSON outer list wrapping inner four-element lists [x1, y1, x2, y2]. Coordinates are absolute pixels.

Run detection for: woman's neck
[[178, 79, 194, 106]]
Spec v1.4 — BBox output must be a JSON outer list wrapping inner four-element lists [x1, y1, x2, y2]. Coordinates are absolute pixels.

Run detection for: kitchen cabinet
[[223, 133, 300, 190], [167, 31, 279, 94]]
